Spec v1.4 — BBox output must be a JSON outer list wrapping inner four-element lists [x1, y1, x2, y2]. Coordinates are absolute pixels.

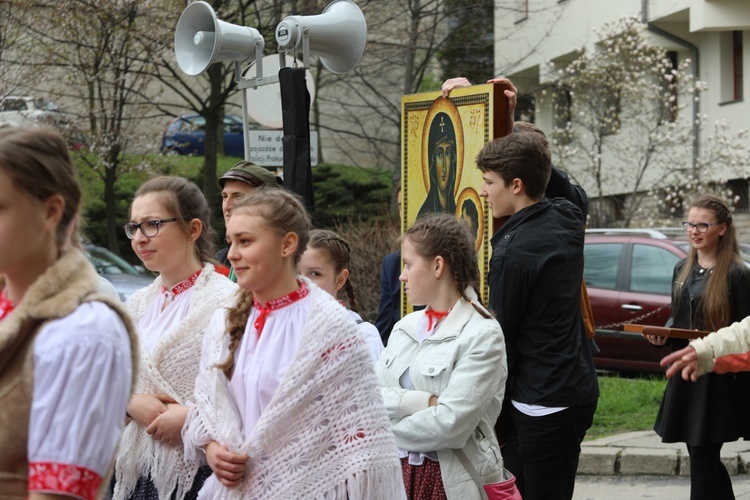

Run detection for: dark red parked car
[[582, 228, 750, 374]]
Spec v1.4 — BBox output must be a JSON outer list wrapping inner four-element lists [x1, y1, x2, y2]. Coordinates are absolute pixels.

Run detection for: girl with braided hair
[[299, 229, 384, 363], [377, 213, 509, 500], [182, 189, 404, 499], [646, 194, 750, 500]]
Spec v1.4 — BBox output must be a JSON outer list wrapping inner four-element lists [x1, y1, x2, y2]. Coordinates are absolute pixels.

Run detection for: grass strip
[[586, 374, 667, 440]]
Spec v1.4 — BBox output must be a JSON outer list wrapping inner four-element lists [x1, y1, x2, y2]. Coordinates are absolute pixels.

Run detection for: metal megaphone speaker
[[275, 0, 367, 74], [174, 1, 264, 76]]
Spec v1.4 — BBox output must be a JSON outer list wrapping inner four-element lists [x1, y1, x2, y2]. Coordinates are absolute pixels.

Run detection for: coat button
[[428, 367, 435, 373], [504, 234, 510, 239]]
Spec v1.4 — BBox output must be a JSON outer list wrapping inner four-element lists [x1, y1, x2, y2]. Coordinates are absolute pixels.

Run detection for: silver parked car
[[84, 244, 153, 301]]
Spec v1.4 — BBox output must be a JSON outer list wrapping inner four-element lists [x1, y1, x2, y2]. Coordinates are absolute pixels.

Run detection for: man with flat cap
[[215, 160, 283, 281]]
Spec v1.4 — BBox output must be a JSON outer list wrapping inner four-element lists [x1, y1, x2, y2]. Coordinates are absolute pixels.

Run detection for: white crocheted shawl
[[183, 280, 405, 499], [113, 264, 238, 500]]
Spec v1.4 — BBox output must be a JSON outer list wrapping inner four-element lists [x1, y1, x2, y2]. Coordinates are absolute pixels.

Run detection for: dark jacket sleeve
[[546, 163, 588, 219], [375, 251, 400, 344]]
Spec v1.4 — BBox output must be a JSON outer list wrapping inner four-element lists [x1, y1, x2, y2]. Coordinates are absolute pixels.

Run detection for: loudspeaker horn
[[275, 0, 367, 74], [175, 1, 264, 76]]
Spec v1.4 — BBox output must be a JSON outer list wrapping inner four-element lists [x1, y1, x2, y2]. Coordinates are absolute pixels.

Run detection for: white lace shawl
[[113, 264, 238, 500], [183, 280, 405, 500]]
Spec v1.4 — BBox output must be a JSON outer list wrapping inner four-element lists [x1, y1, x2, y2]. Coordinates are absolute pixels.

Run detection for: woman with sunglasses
[[645, 195, 750, 500], [112, 176, 237, 500]]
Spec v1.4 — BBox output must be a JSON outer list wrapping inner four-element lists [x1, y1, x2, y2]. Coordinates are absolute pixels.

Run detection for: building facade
[[495, 0, 750, 227]]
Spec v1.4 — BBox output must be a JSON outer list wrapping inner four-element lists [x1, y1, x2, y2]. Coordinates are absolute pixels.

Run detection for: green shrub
[[312, 163, 393, 226]]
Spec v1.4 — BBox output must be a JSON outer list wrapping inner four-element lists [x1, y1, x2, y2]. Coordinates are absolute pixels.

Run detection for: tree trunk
[[104, 155, 119, 255]]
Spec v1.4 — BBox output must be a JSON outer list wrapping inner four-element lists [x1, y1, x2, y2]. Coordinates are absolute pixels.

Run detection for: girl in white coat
[[377, 213, 508, 500]]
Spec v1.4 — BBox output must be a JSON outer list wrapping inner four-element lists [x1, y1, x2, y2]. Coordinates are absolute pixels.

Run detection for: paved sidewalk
[[578, 430, 750, 476]]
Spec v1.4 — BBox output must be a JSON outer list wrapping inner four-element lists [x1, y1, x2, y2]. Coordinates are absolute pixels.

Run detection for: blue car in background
[[160, 113, 245, 157]]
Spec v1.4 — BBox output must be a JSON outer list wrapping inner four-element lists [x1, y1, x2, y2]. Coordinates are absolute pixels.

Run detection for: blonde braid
[[217, 290, 254, 379]]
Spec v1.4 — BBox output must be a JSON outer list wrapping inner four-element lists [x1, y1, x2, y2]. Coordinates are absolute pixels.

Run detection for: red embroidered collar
[[253, 282, 309, 336], [161, 269, 202, 297], [425, 308, 449, 331], [0, 289, 15, 322]]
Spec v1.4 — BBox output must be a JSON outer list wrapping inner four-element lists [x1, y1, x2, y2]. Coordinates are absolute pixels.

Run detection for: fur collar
[[0, 249, 100, 353]]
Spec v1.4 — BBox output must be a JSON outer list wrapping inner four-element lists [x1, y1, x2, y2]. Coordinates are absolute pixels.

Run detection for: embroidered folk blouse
[[227, 286, 311, 438], [27, 302, 132, 499]]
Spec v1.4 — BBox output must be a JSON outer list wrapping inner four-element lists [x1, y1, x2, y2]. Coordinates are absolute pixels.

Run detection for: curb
[[578, 431, 750, 476]]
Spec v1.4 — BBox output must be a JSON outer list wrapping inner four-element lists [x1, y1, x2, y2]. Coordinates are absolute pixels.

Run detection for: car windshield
[[86, 246, 143, 276], [33, 98, 59, 111]]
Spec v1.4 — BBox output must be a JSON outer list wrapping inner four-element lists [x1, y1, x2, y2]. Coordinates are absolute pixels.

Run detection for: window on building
[[721, 31, 744, 103], [658, 188, 683, 218], [728, 178, 749, 214], [734, 31, 743, 101], [552, 85, 572, 144], [660, 51, 679, 123], [600, 88, 621, 136], [591, 194, 626, 226], [514, 0, 528, 23]]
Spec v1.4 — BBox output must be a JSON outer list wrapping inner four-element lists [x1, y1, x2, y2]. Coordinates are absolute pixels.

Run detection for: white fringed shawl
[[183, 280, 405, 499], [113, 264, 238, 500]]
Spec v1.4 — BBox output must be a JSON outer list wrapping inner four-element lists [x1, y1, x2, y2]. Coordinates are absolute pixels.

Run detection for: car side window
[[191, 116, 206, 131], [1, 99, 25, 111], [584, 243, 622, 289], [630, 244, 680, 294]]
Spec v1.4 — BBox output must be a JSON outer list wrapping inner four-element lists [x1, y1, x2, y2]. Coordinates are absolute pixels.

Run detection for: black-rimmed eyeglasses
[[682, 222, 716, 233], [123, 218, 177, 239]]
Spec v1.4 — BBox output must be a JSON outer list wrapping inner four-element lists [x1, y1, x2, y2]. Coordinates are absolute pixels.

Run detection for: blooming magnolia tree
[[544, 17, 750, 227]]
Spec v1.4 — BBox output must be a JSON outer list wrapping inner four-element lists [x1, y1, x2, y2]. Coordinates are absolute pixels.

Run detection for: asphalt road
[[573, 474, 750, 499]]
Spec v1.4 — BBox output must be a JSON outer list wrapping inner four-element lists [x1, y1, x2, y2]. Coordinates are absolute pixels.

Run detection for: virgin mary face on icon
[[418, 112, 457, 218]]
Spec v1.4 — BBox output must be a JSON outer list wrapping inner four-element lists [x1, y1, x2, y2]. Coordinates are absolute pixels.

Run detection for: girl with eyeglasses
[[112, 176, 238, 500], [646, 194, 750, 500], [0, 127, 137, 499]]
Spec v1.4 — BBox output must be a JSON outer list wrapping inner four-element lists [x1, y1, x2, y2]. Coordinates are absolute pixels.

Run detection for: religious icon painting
[[400, 83, 511, 313]]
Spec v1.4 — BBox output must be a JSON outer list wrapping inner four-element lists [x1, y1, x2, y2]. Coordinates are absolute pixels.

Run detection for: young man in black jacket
[[477, 131, 599, 500]]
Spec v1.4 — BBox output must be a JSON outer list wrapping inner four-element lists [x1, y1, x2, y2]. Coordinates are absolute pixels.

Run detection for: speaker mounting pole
[[233, 41, 280, 161]]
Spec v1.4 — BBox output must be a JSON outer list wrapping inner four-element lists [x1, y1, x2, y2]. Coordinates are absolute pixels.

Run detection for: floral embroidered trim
[[253, 281, 309, 336], [161, 269, 202, 297], [0, 289, 15, 321], [28, 461, 102, 500]]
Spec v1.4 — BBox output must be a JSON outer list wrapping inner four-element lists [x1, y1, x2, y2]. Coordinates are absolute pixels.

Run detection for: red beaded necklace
[[161, 269, 202, 297], [253, 282, 309, 337]]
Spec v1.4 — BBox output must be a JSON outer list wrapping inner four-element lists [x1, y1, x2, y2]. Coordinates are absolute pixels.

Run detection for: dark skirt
[[655, 371, 750, 445], [400, 457, 447, 500], [127, 465, 212, 500]]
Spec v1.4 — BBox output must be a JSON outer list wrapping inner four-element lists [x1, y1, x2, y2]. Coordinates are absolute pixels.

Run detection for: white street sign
[[247, 130, 319, 167]]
